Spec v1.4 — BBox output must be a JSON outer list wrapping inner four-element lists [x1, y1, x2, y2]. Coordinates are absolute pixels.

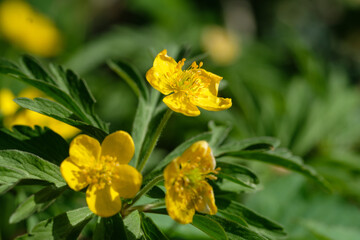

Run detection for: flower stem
[[137, 109, 173, 172], [127, 174, 164, 209]]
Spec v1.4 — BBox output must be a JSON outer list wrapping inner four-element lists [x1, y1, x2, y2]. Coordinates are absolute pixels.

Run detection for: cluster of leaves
[[0, 54, 329, 239]]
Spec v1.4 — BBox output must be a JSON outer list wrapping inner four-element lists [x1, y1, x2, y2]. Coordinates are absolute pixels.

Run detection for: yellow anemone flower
[[0, 0, 62, 57], [60, 131, 142, 217], [164, 141, 219, 224], [146, 50, 232, 117]]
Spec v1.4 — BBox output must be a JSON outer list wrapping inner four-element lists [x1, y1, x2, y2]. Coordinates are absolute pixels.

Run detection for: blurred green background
[[1, 0, 360, 239]]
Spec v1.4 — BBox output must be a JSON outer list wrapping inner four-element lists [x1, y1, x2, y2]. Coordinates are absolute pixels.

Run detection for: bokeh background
[[1, 0, 360, 239]]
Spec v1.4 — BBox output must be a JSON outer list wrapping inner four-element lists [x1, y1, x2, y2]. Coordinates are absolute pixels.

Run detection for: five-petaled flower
[[60, 131, 142, 217], [164, 141, 219, 224], [146, 49, 232, 117]]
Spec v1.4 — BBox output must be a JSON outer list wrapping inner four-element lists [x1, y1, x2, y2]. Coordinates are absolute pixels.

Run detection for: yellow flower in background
[[60, 131, 142, 217], [1, 87, 79, 139], [146, 50, 232, 117], [0, 0, 62, 57], [0, 88, 18, 117], [202, 25, 240, 65], [164, 141, 219, 224]]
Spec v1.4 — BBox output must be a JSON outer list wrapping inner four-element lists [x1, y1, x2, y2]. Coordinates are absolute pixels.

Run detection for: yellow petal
[[193, 88, 232, 112], [165, 186, 195, 224], [191, 69, 222, 96], [101, 131, 134, 164], [86, 184, 122, 217], [163, 157, 180, 189], [163, 92, 200, 117], [111, 165, 142, 198], [60, 157, 88, 191], [69, 134, 100, 167], [194, 181, 217, 215], [179, 141, 216, 172], [146, 49, 179, 95]]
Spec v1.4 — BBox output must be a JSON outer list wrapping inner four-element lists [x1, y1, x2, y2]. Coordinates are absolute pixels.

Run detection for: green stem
[[137, 109, 173, 172], [127, 174, 164, 209]]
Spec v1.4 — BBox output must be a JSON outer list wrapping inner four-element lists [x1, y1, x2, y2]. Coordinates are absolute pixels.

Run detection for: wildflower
[[2, 88, 79, 138], [60, 131, 142, 217], [202, 25, 240, 65], [146, 50, 232, 116], [0, 0, 61, 57], [164, 141, 219, 224]]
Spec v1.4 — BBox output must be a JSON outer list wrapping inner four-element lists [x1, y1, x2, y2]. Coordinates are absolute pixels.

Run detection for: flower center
[[171, 60, 209, 96], [80, 156, 119, 190]]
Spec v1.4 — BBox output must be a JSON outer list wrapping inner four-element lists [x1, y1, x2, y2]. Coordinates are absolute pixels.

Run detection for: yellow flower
[[60, 131, 142, 217], [0, 0, 61, 57], [0, 88, 18, 117], [202, 25, 240, 65], [146, 50, 232, 116], [2, 88, 79, 139], [164, 141, 219, 224]]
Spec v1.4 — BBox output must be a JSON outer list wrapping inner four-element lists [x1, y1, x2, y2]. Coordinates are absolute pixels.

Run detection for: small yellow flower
[[164, 141, 219, 224], [0, 0, 62, 57], [60, 131, 142, 217], [146, 50, 232, 116]]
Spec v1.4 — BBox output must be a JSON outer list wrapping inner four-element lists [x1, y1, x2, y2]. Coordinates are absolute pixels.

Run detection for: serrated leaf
[[214, 137, 280, 157], [108, 60, 149, 100], [216, 161, 259, 189], [10, 185, 67, 224], [16, 207, 93, 240], [191, 214, 228, 240], [223, 148, 331, 190], [140, 212, 168, 240], [0, 56, 109, 139], [216, 199, 286, 239], [14, 97, 107, 141], [124, 210, 142, 240], [0, 126, 68, 165], [94, 214, 128, 240], [0, 150, 65, 187]]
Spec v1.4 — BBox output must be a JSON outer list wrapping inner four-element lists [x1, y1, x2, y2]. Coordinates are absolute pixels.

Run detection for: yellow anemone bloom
[[0, 88, 18, 117], [60, 131, 142, 217], [164, 141, 219, 224], [0, 0, 62, 57], [146, 50, 232, 117]]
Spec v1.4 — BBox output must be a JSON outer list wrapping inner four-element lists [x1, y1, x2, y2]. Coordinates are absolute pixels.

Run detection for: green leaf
[[222, 148, 331, 190], [94, 214, 128, 240], [216, 161, 259, 189], [191, 214, 228, 240], [216, 199, 286, 239], [0, 150, 65, 187], [107, 60, 149, 100], [131, 89, 160, 166], [140, 212, 168, 240], [303, 220, 360, 240], [214, 137, 280, 157], [0, 126, 68, 165], [0, 56, 109, 139], [14, 97, 107, 141], [10, 185, 68, 224], [16, 207, 93, 240], [208, 215, 269, 240], [145, 186, 165, 199], [124, 210, 142, 240]]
